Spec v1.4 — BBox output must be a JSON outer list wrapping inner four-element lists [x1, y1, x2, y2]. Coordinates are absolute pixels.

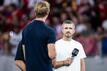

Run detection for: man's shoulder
[[22, 20, 36, 33], [55, 39, 63, 44], [46, 26, 54, 31], [45, 26, 55, 35], [72, 39, 82, 46]]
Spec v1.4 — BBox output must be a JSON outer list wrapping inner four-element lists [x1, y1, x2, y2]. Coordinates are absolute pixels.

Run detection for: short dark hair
[[63, 20, 73, 24]]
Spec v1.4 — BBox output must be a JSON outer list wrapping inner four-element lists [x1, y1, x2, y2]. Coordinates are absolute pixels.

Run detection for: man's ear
[[73, 29, 75, 34]]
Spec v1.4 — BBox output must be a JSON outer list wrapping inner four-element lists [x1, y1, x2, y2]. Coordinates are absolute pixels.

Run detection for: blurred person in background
[[101, 16, 107, 56], [94, 27, 104, 63], [9, 24, 22, 56], [0, 32, 3, 54], [94, 21, 107, 63], [51, 16, 62, 39], [2, 32, 10, 55], [60, 11, 69, 23], [98, 0, 107, 24], [0, 11, 5, 33], [76, 14, 97, 56], [52, 20, 86, 71], [15, 1, 56, 71], [94, 16, 107, 59]]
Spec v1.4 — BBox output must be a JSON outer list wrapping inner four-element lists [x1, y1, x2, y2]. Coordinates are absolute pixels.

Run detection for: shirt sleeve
[[15, 40, 25, 62], [15, 30, 25, 63], [47, 30, 56, 44], [77, 43, 86, 59]]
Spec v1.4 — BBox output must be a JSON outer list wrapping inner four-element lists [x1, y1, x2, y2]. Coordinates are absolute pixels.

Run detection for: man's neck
[[35, 18, 46, 23], [62, 37, 72, 41]]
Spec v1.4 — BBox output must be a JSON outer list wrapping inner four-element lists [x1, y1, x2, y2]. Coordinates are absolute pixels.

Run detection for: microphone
[[71, 48, 79, 59], [65, 48, 79, 66]]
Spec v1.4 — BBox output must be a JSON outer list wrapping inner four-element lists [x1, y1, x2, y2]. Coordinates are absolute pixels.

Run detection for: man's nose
[[67, 29, 70, 31], [66, 31, 70, 33]]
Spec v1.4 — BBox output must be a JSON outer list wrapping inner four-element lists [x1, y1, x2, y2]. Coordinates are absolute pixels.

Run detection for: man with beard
[[52, 20, 86, 71]]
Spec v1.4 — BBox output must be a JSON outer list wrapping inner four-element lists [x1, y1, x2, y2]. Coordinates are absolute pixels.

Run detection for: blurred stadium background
[[0, 0, 107, 71]]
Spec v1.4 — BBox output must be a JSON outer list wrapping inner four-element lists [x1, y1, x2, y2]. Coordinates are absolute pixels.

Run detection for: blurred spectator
[[0, 11, 5, 32], [19, 15, 28, 29], [98, 0, 107, 23], [76, 14, 97, 56], [9, 24, 22, 56], [76, 31, 97, 56], [101, 17, 107, 56], [60, 11, 69, 22], [52, 16, 62, 39], [0, 32, 3, 53], [94, 27, 104, 61], [28, 0, 44, 8], [101, 34, 107, 56], [78, 3, 98, 30], [0, 0, 106, 57], [102, 17, 107, 31], [76, 14, 90, 33], [2, 32, 10, 55], [4, 4, 17, 32], [4, 0, 19, 6]]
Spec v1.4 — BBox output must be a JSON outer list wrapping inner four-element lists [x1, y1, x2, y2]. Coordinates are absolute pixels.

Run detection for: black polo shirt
[[15, 20, 56, 71]]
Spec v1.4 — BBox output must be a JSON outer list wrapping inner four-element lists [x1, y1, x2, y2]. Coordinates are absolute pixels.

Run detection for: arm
[[47, 30, 56, 59], [77, 43, 86, 71], [15, 41, 26, 71], [52, 58, 73, 69], [15, 60, 26, 71], [52, 58, 64, 69], [47, 44, 56, 59], [80, 59, 86, 71]]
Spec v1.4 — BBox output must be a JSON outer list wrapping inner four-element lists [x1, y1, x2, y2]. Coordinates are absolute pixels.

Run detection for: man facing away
[[15, 1, 56, 71], [52, 20, 86, 71]]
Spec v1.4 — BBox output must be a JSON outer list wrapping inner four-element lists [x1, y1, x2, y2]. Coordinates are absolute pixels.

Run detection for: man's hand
[[64, 58, 73, 66], [15, 60, 26, 71], [52, 58, 73, 69]]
